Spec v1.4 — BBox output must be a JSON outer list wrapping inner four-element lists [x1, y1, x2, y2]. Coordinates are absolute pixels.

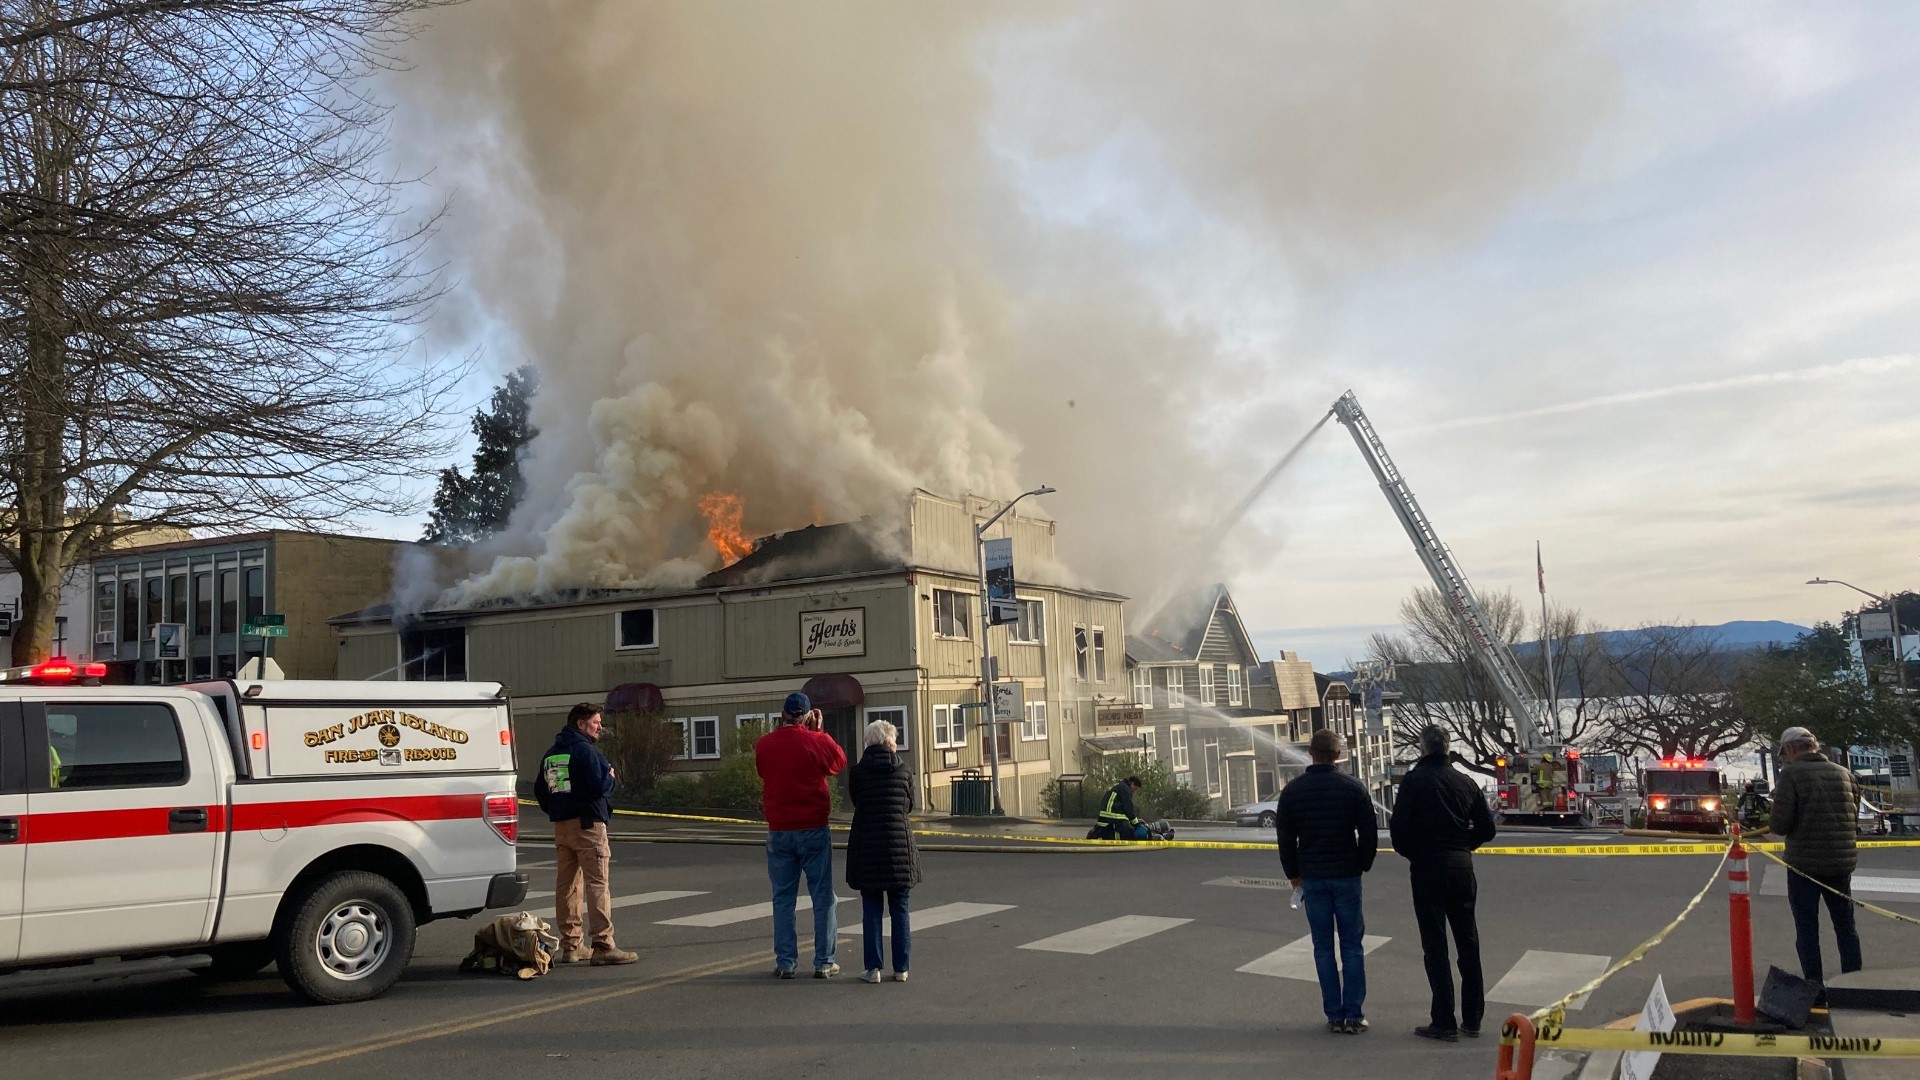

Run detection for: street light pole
[[1808, 578, 1909, 695], [977, 485, 1056, 816]]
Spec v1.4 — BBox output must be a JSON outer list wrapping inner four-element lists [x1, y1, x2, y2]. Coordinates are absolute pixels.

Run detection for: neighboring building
[[89, 531, 418, 683], [1122, 586, 1293, 813], [329, 490, 1130, 818], [0, 563, 95, 661], [1313, 673, 1395, 812]]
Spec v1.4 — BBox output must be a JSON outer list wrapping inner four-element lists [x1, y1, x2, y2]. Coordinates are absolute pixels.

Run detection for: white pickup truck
[[0, 662, 527, 1004]]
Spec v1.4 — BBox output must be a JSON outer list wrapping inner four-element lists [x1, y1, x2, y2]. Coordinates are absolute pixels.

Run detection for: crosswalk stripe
[[1487, 950, 1610, 1010], [1017, 915, 1191, 955], [838, 901, 1015, 938], [657, 895, 851, 927], [1236, 933, 1392, 981], [1760, 865, 1920, 903], [610, 890, 708, 910]]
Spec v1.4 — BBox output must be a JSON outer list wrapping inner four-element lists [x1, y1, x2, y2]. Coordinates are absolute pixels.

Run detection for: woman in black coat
[[845, 717, 920, 983]]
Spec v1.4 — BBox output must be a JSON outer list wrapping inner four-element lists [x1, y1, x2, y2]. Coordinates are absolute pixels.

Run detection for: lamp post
[[978, 485, 1056, 815], [1807, 578, 1908, 695]]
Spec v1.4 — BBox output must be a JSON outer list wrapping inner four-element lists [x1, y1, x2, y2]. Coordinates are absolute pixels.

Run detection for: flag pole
[[1537, 540, 1560, 742]]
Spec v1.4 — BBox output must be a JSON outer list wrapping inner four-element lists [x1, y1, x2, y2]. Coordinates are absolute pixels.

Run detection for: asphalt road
[[7, 836, 1919, 1080]]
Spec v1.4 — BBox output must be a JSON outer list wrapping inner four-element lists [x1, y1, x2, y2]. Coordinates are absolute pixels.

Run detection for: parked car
[[1233, 797, 1278, 829]]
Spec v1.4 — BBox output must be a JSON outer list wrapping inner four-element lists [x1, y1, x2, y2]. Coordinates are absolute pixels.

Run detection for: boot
[[591, 946, 639, 966]]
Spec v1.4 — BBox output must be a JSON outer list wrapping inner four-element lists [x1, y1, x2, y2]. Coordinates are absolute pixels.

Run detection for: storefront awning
[[1081, 734, 1147, 754], [606, 682, 665, 714], [801, 673, 864, 711]]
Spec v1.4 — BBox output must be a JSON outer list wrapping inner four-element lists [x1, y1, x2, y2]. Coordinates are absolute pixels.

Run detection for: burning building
[[330, 490, 1129, 816]]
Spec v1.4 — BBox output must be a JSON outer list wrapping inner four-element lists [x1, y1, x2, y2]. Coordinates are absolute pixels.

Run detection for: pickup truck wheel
[[192, 941, 276, 980], [276, 871, 416, 1005]]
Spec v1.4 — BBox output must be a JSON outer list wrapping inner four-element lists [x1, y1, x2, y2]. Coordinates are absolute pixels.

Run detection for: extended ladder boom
[[1330, 390, 1555, 747]]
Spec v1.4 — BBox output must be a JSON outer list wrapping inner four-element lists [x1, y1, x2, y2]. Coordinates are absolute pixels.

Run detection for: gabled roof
[[1125, 584, 1261, 667], [698, 520, 904, 589], [1314, 672, 1349, 697]]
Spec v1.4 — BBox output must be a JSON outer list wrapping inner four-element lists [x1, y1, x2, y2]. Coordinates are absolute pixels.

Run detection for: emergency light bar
[[0, 658, 109, 684]]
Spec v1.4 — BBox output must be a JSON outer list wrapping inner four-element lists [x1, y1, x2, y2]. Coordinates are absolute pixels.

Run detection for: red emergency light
[[28, 659, 107, 682]]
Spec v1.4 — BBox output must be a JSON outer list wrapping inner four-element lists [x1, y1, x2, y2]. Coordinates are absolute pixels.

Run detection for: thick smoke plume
[[394, 1, 1614, 609]]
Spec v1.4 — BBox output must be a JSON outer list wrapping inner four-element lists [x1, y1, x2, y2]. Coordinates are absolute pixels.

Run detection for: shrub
[[1041, 753, 1216, 821], [599, 710, 682, 794]]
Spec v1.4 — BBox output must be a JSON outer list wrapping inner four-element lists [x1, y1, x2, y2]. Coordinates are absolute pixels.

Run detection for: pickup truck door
[[0, 702, 24, 963], [19, 695, 226, 961]]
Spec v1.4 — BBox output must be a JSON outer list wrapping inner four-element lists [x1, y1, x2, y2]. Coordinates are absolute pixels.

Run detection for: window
[[1139, 728, 1157, 762], [1228, 664, 1244, 707], [1204, 738, 1223, 796], [616, 608, 657, 650], [1073, 625, 1090, 681], [42, 702, 187, 790], [167, 573, 188, 626], [1021, 699, 1048, 741], [95, 580, 116, 642], [933, 590, 972, 639], [987, 721, 1013, 762], [735, 714, 768, 747], [193, 572, 212, 637], [119, 578, 139, 642], [245, 567, 265, 626], [863, 706, 910, 751], [933, 703, 966, 749], [670, 718, 689, 760], [689, 717, 720, 760], [1170, 725, 1189, 771], [401, 627, 467, 681], [218, 569, 238, 635], [143, 577, 163, 634], [1199, 665, 1216, 706], [1092, 628, 1108, 682], [1167, 669, 1186, 709], [1010, 599, 1045, 644], [1132, 667, 1153, 709]]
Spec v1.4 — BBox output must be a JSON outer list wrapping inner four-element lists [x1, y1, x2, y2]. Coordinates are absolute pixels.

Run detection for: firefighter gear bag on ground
[[459, 912, 559, 980]]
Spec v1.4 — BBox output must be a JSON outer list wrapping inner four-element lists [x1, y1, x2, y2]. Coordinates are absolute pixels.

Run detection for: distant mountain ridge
[[1523, 620, 1811, 656]]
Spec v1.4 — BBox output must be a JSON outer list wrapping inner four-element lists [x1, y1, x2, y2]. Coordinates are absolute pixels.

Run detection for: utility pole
[[975, 486, 1055, 816]]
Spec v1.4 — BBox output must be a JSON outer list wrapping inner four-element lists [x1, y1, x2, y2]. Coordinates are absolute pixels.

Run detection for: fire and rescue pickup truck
[[0, 661, 527, 1004]]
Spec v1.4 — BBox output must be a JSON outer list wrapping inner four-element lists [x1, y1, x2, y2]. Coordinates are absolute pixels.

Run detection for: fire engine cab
[[1639, 757, 1729, 834], [0, 661, 526, 1004]]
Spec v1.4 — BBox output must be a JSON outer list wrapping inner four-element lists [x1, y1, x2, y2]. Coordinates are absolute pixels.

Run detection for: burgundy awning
[[606, 682, 665, 714], [800, 673, 864, 711]]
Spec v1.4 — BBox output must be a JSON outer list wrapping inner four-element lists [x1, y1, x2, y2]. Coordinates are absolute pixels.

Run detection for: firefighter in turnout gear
[[1094, 777, 1148, 840]]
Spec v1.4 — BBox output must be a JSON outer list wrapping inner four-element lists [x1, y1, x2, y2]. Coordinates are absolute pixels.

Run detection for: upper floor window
[[1091, 628, 1108, 682], [1227, 664, 1244, 706], [402, 626, 467, 681], [1199, 665, 1216, 706], [1073, 626, 1090, 681], [1166, 668, 1186, 709], [1021, 699, 1048, 741], [1009, 599, 1045, 644], [617, 608, 657, 650], [1131, 667, 1153, 709], [933, 589, 972, 640]]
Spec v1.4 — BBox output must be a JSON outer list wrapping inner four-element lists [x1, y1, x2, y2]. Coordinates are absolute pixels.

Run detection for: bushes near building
[[1040, 754, 1217, 822]]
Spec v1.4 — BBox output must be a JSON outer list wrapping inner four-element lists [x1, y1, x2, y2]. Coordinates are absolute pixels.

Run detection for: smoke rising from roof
[[394, 1, 1614, 607]]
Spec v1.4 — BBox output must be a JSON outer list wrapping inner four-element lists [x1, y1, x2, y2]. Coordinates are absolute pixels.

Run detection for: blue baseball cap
[[783, 692, 811, 717]]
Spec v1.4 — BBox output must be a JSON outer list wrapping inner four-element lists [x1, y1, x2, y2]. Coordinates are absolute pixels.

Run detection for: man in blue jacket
[[1277, 729, 1379, 1034], [535, 703, 637, 966]]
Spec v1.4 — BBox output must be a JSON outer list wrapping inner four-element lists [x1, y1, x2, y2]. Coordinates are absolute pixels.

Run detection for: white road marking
[[491, 889, 706, 914], [1017, 915, 1191, 955], [1487, 950, 1611, 1010], [657, 895, 850, 927], [1236, 933, 1392, 981], [838, 901, 1015, 938], [1761, 865, 1920, 903]]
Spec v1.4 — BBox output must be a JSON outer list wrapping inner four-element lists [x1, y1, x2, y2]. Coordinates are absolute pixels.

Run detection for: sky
[[365, 2, 1920, 670]]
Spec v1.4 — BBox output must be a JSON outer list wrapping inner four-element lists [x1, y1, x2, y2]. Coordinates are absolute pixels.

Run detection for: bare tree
[[1, 0, 463, 663], [1371, 587, 1608, 772], [1600, 623, 1755, 762]]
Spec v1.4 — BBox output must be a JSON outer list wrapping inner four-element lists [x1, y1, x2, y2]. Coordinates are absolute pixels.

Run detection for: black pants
[[1410, 859, 1484, 1032], [1786, 868, 1862, 985]]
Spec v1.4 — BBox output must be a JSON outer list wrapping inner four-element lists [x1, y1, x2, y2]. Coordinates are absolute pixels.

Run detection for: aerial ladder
[[1330, 390, 1588, 826]]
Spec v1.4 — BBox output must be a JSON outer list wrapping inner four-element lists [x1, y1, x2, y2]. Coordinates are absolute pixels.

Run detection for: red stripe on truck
[[16, 794, 482, 845]]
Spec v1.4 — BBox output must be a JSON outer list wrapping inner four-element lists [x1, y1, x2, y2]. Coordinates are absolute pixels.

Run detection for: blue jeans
[[861, 889, 911, 974], [1302, 876, 1368, 1022], [1786, 868, 1862, 985], [767, 827, 837, 972]]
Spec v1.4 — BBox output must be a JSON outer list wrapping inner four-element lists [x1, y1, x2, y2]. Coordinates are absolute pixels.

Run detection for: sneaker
[[1414, 1025, 1460, 1043], [556, 947, 592, 964], [813, 963, 841, 979], [1461, 1025, 1481, 1039], [890, 971, 909, 983], [590, 947, 638, 966], [861, 969, 882, 984], [773, 967, 795, 980], [1327, 1020, 1346, 1034], [1348, 1019, 1369, 1033]]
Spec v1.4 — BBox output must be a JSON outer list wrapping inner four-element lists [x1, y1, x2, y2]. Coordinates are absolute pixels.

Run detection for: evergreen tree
[[423, 366, 538, 545]]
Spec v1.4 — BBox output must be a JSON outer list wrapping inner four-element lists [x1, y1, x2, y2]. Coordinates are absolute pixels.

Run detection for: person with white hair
[[1771, 725, 1863, 986], [844, 716, 920, 984]]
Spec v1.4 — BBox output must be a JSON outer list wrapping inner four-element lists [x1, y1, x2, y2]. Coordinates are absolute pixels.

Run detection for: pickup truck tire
[[192, 941, 277, 980], [276, 871, 417, 1005]]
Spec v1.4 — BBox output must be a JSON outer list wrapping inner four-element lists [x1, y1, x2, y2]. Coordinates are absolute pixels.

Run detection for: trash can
[[949, 769, 991, 816]]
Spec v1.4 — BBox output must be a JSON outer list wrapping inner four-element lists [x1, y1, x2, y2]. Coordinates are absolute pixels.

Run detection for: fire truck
[[1639, 757, 1729, 833], [1333, 391, 1590, 826], [0, 660, 526, 1003]]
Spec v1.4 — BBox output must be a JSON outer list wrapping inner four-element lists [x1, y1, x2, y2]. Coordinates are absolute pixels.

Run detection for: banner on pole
[[984, 538, 1018, 626]]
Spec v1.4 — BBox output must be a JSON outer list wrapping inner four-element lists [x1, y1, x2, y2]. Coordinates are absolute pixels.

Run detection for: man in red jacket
[[755, 692, 848, 978]]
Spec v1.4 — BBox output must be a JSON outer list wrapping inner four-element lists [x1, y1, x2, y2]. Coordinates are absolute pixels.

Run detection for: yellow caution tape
[[1752, 848, 1920, 928], [1513, 1023, 1920, 1059], [1531, 844, 1730, 1025]]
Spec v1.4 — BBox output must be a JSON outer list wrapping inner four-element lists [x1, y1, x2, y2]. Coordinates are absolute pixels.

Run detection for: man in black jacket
[[1277, 729, 1379, 1034], [1390, 725, 1498, 1042], [534, 703, 637, 966]]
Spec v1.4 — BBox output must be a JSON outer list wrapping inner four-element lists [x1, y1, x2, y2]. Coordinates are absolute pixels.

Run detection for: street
[[6, 834, 1919, 1080]]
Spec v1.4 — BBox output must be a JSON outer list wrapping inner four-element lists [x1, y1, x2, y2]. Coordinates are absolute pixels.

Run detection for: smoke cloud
[[392, 0, 1616, 607]]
